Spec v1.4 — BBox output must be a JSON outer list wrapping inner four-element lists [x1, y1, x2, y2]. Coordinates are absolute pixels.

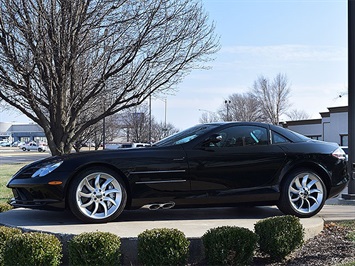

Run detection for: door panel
[[128, 146, 190, 205], [186, 125, 286, 202], [188, 145, 286, 190]]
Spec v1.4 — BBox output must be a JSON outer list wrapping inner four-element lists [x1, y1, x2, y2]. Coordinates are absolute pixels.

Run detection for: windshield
[[154, 124, 220, 147]]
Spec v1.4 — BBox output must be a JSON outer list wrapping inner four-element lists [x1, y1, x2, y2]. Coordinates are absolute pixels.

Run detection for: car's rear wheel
[[278, 169, 327, 218], [68, 167, 127, 223], [38, 148, 42, 152]]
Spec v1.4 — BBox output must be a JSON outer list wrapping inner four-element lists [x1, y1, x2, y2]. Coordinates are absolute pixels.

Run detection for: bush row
[[0, 215, 304, 266], [0, 203, 12, 213]]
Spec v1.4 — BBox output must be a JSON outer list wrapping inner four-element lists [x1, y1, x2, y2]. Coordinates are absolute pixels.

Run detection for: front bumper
[[9, 187, 65, 210], [7, 175, 66, 210]]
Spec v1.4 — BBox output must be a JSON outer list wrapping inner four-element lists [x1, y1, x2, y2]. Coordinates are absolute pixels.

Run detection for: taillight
[[332, 147, 347, 160]]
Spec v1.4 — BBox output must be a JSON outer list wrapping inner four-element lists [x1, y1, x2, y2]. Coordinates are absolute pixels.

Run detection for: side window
[[216, 126, 268, 147], [272, 131, 291, 144]]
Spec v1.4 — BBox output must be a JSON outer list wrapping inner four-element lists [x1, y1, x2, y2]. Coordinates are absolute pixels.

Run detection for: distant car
[[105, 143, 122, 150], [7, 122, 349, 223], [18, 142, 27, 149], [22, 141, 48, 152], [0, 141, 11, 147], [11, 141, 22, 147], [120, 143, 151, 148], [105, 143, 150, 150]]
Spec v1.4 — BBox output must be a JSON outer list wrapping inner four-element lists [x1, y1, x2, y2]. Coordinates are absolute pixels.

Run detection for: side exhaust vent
[[144, 202, 176, 210]]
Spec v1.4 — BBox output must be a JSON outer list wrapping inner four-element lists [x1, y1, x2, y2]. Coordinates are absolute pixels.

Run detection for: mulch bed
[[253, 222, 355, 266]]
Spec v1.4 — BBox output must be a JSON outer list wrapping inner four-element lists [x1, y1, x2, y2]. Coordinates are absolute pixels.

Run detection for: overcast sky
[[1, 0, 348, 130]]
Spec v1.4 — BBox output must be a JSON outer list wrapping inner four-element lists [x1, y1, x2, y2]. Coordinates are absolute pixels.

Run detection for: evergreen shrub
[[254, 215, 304, 261], [68, 231, 121, 266], [138, 228, 189, 266], [3, 232, 62, 266], [202, 226, 258, 265]]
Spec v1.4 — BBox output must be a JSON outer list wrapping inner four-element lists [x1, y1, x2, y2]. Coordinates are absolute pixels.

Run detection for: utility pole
[[344, 0, 355, 199]]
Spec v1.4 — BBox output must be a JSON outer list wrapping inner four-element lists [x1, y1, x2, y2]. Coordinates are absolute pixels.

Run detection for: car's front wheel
[[278, 169, 327, 218], [68, 167, 127, 223]]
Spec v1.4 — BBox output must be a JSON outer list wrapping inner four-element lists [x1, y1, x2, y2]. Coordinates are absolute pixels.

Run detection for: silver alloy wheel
[[75, 172, 123, 220], [288, 172, 324, 214]]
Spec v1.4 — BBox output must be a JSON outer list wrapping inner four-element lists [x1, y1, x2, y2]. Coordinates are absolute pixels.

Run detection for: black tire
[[277, 169, 327, 218], [68, 167, 127, 223], [38, 148, 42, 152], [22, 147, 26, 151]]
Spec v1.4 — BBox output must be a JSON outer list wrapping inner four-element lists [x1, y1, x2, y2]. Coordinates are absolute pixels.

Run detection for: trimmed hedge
[[68, 231, 121, 266], [3, 232, 62, 266], [138, 228, 189, 266], [0, 215, 308, 265], [254, 215, 304, 261], [202, 226, 258, 265], [0, 226, 22, 266]]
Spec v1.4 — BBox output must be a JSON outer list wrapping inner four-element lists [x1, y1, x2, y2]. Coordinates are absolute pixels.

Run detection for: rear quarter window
[[272, 131, 291, 144]]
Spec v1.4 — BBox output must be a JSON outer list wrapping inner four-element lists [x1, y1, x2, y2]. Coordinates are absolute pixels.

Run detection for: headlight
[[31, 161, 63, 178]]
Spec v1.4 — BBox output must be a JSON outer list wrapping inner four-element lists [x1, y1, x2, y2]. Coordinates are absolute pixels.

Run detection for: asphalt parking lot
[[0, 147, 98, 164]]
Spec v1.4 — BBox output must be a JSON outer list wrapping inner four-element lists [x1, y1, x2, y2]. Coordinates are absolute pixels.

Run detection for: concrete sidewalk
[[0, 206, 324, 238], [0, 204, 354, 265]]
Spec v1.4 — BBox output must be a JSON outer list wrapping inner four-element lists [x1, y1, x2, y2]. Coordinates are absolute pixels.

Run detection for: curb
[[0, 207, 326, 265]]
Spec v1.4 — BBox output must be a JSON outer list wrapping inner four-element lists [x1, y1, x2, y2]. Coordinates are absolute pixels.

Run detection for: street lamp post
[[149, 96, 168, 141], [163, 98, 167, 131], [225, 100, 231, 121], [102, 115, 106, 149], [155, 97, 168, 130], [149, 94, 152, 143]]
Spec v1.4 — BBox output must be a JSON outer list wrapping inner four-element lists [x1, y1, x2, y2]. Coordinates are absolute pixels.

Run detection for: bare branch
[[0, 0, 219, 155]]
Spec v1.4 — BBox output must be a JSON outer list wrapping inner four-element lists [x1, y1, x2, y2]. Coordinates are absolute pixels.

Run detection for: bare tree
[[151, 120, 179, 142], [286, 109, 311, 121], [117, 103, 178, 143], [218, 93, 263, 122], [199, 110, 220, 123], [0, 0, 219, 155], [73, 114, 121, 152], [252, 73, 291, 124], [121, 104, 151, 143]]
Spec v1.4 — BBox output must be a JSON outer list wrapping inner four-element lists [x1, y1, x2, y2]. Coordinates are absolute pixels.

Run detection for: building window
[[308, 135, 321, 140], [340, 135, 348, 146], [21, 137, 31, 142], [35, 137, 47, 143]]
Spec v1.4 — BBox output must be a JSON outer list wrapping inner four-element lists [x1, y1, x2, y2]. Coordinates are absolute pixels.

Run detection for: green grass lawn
[[0, 164, 26, 203]]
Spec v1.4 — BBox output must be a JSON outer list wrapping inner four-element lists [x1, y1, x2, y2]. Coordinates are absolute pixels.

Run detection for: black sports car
[[7, 122, 349, 223]]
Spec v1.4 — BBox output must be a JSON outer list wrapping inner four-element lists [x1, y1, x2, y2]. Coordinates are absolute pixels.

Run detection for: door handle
[[173, 157, 185, 161]]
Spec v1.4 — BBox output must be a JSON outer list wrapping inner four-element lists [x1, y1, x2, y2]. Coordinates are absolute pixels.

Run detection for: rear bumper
[[328, 180, 350, 199]]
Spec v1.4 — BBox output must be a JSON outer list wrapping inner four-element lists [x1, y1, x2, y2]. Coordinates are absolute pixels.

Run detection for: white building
[[0, 122, 46, 143], [283, 106, 348, 146]]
